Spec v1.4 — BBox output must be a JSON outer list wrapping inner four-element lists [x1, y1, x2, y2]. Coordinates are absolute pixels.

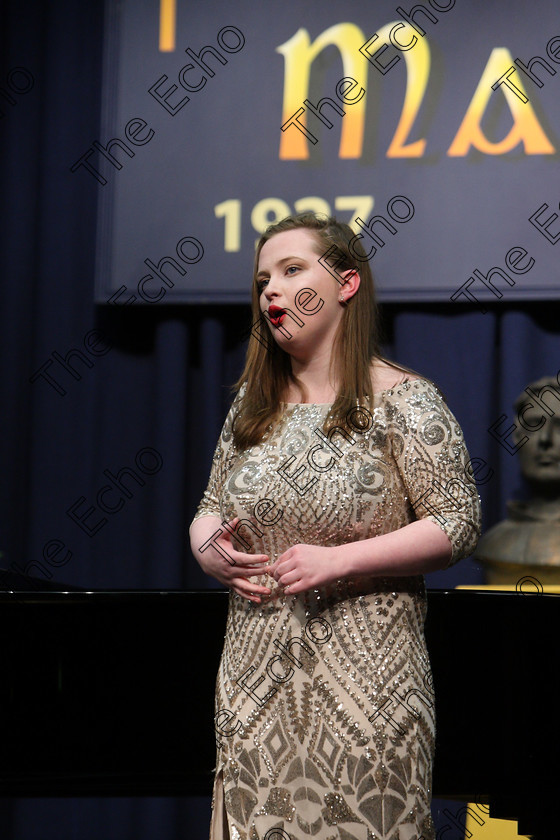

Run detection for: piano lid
[[0, 589, 557, 837]]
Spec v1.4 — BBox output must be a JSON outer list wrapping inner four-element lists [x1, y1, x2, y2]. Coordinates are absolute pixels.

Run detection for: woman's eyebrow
[[256, 256, 305, 277]]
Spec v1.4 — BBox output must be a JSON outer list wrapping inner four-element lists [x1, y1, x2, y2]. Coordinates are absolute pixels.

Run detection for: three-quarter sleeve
[[383, 379, 482, 567], [190, 389, 242, 523]]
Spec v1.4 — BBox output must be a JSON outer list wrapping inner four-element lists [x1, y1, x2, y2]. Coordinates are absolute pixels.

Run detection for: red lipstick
[[268, 305, 286, 327]]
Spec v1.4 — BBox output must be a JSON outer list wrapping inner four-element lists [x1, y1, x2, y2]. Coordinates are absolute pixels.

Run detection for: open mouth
[[268, 305, 286, 327]]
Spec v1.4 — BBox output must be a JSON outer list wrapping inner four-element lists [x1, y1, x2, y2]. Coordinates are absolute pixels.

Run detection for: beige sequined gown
[[192, 378, 481, 840]]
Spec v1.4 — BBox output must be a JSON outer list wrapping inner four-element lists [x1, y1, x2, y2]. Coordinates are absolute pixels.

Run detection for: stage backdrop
[[88, 0, 560, 304]]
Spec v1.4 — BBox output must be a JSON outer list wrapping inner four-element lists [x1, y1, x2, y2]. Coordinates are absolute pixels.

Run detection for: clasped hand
[[197, 517, 271, 604], [265, 542, 341, 596], [199, 517, 341, 603]]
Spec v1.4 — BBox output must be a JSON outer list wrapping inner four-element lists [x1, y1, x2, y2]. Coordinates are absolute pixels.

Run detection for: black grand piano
[[0, 580, 558, 838]]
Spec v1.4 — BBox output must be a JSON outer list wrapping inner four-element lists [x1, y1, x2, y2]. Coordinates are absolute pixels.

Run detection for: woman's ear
[[338, 269, 360, 301]]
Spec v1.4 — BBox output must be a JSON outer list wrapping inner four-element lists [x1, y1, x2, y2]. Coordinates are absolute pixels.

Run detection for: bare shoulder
[[370, 359, 422, 394]]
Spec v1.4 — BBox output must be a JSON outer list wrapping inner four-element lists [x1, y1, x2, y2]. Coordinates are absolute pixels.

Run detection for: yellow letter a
[[447, 48, 555, 156]]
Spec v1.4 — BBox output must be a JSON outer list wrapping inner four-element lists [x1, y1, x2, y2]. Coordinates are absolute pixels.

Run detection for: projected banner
[[88, 0, 560, 303]]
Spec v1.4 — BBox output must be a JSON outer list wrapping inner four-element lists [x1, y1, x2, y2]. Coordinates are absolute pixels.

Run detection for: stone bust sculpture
[[475, 375, 560, 584]]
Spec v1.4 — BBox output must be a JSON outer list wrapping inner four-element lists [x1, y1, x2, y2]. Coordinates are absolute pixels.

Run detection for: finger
[[241, 554, 270, 565], [258, 563, 276, 575], [278, 572, 298, 588], [282, 577, 303, 594], [230, 564, 272, 579], [270, 560, 291, 581], [232, 578, 270, 603], [226, 559, 269, 573], [232, 576, 270, 594], [262, 560, 277, 576], [233, 587, 262, 604], [218, 544, 269, 566], [276, 547, 293, 563]]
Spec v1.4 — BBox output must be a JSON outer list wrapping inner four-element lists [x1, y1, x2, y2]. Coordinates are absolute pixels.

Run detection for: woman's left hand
[[264, 544, 342, 595]]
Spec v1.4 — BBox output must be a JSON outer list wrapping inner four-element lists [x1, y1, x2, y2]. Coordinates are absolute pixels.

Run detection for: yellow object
[[456, 583, 560, 592], [159, 0, 176, 52], [437, 802, 531, 838], [466, 804, 531, 838]]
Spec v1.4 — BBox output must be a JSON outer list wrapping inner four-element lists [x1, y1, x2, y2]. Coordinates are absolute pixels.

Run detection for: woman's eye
[[286, 266, 300, 275], [257, 278, 269, 291]]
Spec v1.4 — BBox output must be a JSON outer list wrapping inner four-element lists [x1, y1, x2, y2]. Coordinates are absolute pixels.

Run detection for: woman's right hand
[[189, 515, 271, 604]]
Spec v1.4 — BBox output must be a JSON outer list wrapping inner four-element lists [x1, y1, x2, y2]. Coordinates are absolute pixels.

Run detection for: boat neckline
[[282, 377, 428, 406]]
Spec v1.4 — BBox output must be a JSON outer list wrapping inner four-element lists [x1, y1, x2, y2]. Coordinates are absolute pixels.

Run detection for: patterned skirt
[[209, 578, 436, 840]]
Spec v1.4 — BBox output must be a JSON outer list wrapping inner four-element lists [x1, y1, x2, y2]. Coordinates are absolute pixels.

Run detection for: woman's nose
[[264, 277, 281, 297]]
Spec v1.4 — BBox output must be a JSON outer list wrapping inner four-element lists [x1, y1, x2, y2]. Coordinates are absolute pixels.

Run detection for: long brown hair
[[232, 213, 412, 450]]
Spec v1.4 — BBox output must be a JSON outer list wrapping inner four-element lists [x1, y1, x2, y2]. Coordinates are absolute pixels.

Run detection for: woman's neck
[[286, 354, 338, 404], [284, 358, 409, 403]]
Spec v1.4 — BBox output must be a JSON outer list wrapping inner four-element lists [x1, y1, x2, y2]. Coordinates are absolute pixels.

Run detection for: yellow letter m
[[277, 24, 368, 160]]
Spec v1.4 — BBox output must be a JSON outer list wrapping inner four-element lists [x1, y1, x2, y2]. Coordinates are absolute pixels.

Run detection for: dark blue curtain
[[1, 1, 559, 837]]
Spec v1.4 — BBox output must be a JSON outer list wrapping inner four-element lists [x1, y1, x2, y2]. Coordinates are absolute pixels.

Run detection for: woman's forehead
[[258, 228, 320, 264]]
